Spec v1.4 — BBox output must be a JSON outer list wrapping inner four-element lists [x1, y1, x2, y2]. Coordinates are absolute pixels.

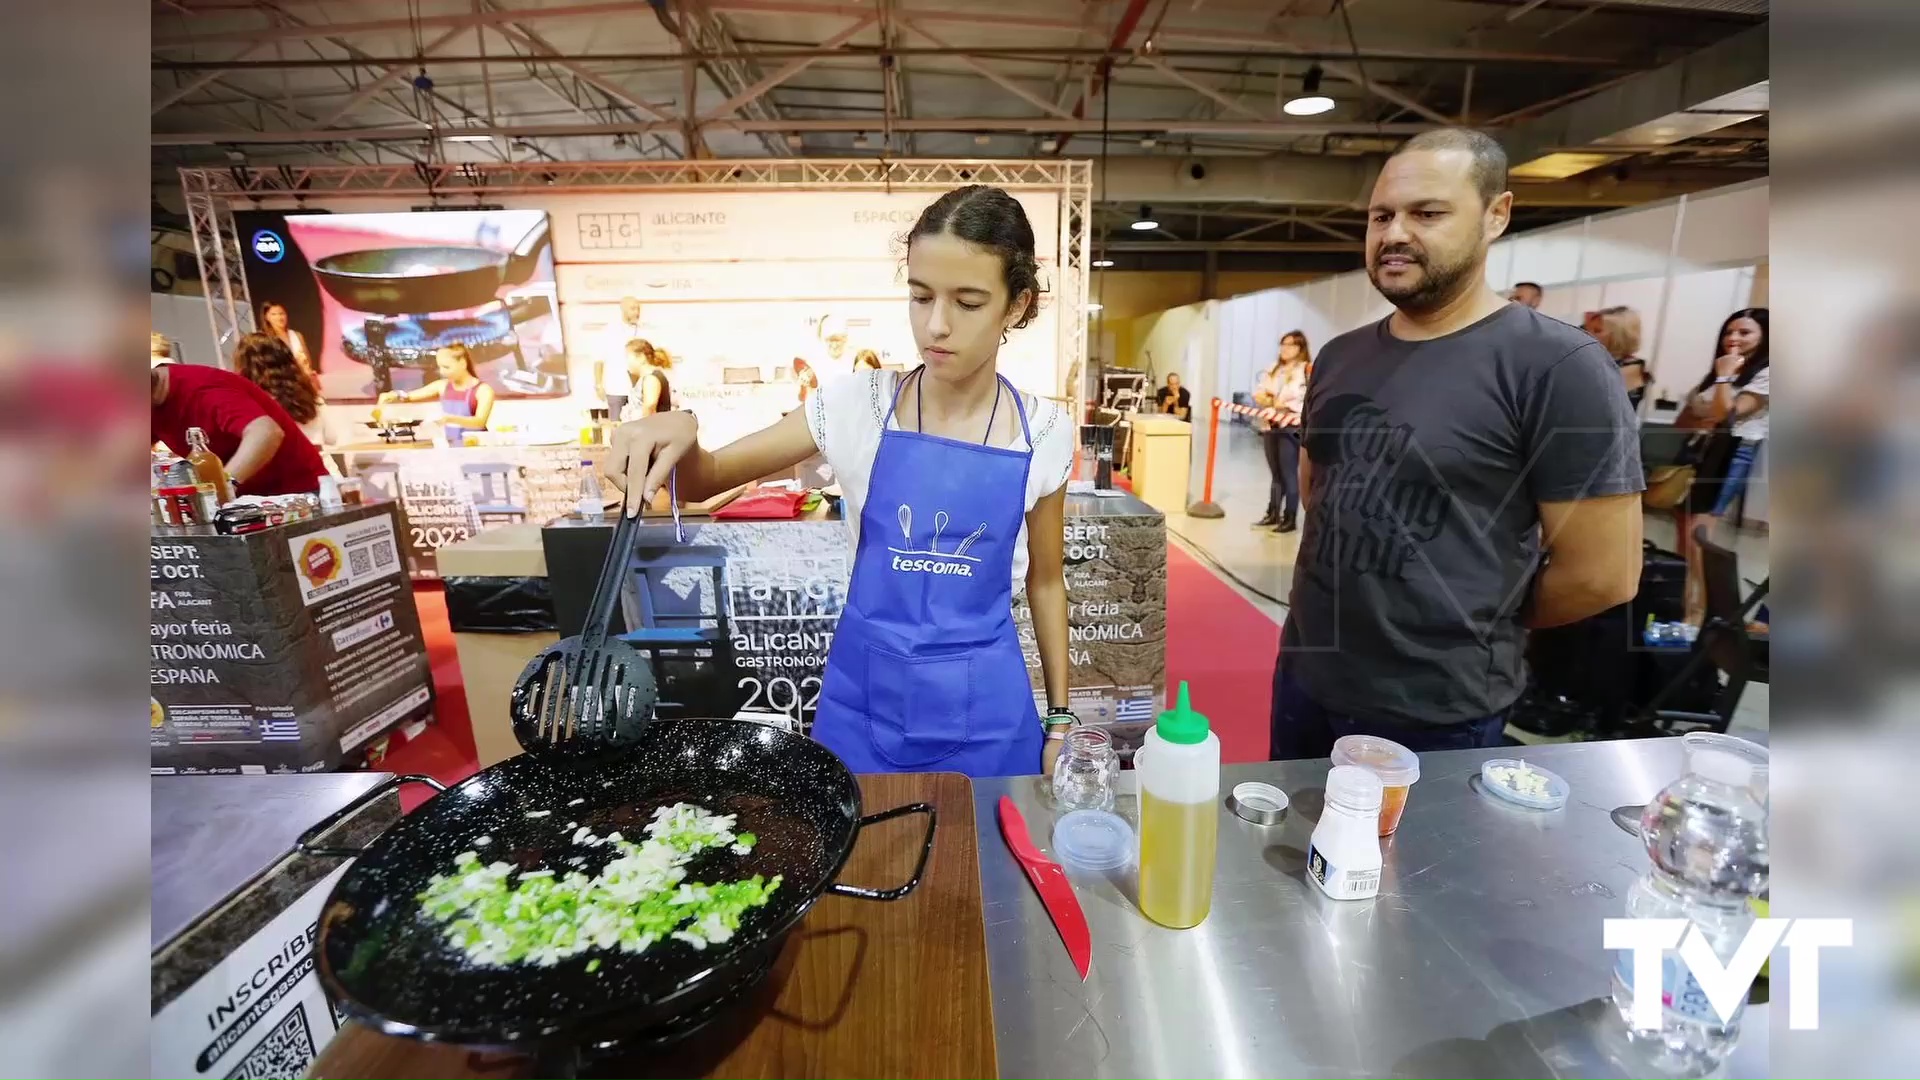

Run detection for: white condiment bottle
[[1308, 765, 1384, 901]]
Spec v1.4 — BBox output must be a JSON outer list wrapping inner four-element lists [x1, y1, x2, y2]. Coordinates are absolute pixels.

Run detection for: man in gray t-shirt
[[1272, 129, 1645, 760]]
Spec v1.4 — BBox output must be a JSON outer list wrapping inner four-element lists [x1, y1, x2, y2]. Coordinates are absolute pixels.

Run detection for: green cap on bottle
[[1154, 681, 1210, 745]]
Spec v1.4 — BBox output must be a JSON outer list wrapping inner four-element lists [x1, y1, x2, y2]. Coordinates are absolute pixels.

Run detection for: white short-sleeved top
[[806, 368, 1075, 588], [1731, 367, 1769, 442]]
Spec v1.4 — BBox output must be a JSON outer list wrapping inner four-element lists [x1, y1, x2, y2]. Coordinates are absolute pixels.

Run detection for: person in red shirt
[[151, 362, 327, 496]]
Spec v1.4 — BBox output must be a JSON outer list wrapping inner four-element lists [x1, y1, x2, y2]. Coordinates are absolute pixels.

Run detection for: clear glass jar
[[1052, 727, 1119, 812]]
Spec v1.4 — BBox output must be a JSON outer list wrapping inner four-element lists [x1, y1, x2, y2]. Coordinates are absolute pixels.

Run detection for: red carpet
[[378, 584, 480, 807], [384, 544, 1281, 789], [1162, 544, 1280, 764]]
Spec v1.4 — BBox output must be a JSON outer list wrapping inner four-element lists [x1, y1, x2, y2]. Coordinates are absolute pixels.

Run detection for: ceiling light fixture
[[852, 133, 871, 149], [1283, 65, 1336, 117], [1130, 206, 1159, 232], [445, 133, 495, 143], [1086, 303, 1104, 313], [1092, 258, 1115, 268], [974, 134, 992, 146]]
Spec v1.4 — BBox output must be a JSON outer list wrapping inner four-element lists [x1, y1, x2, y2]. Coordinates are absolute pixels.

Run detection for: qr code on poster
[[224, 1004, 315, 1080], [348, 545, 373, 577], [372, 536, 396, 569]]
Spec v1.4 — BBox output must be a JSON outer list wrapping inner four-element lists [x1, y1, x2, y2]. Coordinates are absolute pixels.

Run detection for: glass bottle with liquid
[[1136, 681, 1220, 929], [184, 427, 233, 504]]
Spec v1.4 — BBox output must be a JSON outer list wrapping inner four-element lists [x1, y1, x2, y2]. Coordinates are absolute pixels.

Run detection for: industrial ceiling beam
[[702, 1, 1625, 65], [153, 3, 640, 47], [1139, 57, 1269, 122], [254, 3, 502, 159], [1316, 62, 1454, 126], [1498, 24, 1767, 167], [896, 18, 1076, 120], [314, 27, 467, 128], [152, 45, 1605, 70], [154, 118, 1441, 145], [152, 2, 1630, 66], [678, 0, 794, 157], [153, 42, 271, 115], [696, 16, 874, 122], [486, 21, 676, 123], [1064, 0, 1151, 125]]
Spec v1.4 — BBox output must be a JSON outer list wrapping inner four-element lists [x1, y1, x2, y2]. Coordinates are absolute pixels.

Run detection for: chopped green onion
[[416, 802, 780, 968]]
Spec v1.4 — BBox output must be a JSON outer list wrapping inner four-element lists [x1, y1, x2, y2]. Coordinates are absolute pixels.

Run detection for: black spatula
[[508, 473, 684, 755]]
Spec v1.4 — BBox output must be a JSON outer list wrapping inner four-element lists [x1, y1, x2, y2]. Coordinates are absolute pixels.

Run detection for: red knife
[[997, 795, 1092, 981]]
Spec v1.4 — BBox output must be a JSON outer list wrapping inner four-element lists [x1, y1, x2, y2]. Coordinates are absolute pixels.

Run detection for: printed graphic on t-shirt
[[1304, 394, 1453, 582], [887, 503, 987, 577]]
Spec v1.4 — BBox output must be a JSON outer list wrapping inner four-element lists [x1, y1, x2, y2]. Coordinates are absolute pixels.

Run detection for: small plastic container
[[1052, 810, 1135, 872], [1479, 758, 1570, 811], [1330, 735, 1420, 836], [1308, 766, 1384, 901]]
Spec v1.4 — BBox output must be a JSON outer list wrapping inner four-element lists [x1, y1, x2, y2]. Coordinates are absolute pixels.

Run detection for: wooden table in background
[[309, 772, 996, 1079]]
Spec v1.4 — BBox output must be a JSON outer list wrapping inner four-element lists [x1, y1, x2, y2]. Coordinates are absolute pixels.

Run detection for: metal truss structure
[[179, 158, 1093, 401], [181, 169, 256, 362]]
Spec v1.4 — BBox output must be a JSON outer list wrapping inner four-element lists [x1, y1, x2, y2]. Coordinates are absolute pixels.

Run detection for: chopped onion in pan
[[417, 802, 776, 968]]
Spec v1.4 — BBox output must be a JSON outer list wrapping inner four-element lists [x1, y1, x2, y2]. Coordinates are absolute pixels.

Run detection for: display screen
[[234, 209, 569, 403]]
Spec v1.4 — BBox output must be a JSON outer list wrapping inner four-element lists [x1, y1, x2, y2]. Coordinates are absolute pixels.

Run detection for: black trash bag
[[443, 575, 557, 633]]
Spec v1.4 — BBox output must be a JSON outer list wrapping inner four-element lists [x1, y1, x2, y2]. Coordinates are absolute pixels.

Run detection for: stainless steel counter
[[975, 739, 1769, 1078], [151, 772, 388, 949]]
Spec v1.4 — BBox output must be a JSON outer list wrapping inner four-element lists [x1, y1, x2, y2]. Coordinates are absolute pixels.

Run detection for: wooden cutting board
[[309, 772, 995, 1079]]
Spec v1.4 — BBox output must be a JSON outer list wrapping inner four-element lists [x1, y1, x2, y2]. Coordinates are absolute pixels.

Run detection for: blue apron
[[812, 370, 1042, 777]]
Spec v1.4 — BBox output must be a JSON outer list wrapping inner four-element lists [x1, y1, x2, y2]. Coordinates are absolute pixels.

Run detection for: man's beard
[[1368, 243, 1480, 314]]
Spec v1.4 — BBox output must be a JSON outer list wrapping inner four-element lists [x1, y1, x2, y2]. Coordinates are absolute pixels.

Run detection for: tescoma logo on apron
[[886, 503, 987, 578]]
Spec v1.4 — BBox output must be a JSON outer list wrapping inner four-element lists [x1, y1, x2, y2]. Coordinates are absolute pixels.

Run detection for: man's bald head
[[1389, 128, 1508, 207]]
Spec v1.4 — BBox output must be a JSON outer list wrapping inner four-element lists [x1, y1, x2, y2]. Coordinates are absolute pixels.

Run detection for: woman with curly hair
[[233, 332, 325, 446]]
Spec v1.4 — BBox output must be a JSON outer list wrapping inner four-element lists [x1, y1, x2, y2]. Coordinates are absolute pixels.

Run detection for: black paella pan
[[297, 719, 935, 1050], [311, 216, 552, 317]]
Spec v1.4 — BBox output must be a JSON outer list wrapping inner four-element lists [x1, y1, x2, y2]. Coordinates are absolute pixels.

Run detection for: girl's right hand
[[607, 409, 699, 516], [1713, 352, 1743, 378], [376, 390, 400, 404]]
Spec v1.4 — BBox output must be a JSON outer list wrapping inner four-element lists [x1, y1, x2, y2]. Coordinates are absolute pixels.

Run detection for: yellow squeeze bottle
[[1137, 682, 1220, 929]]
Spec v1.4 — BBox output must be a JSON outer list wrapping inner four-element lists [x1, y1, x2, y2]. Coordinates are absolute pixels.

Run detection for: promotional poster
[[149, 505, 435, 774], [233, 208, 569, 402]]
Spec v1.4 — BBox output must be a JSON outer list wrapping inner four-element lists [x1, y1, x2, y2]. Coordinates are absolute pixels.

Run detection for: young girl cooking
[[376, 343, 495, 445], [605, 185, 1077, 778]]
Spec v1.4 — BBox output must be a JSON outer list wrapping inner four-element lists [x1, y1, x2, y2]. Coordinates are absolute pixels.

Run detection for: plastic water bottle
[[1609, 744, 1769, 1076], [575, 459, 605, 519]]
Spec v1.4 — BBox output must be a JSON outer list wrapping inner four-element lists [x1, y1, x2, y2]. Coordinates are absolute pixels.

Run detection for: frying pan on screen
[[311, 216, 552, 316]]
